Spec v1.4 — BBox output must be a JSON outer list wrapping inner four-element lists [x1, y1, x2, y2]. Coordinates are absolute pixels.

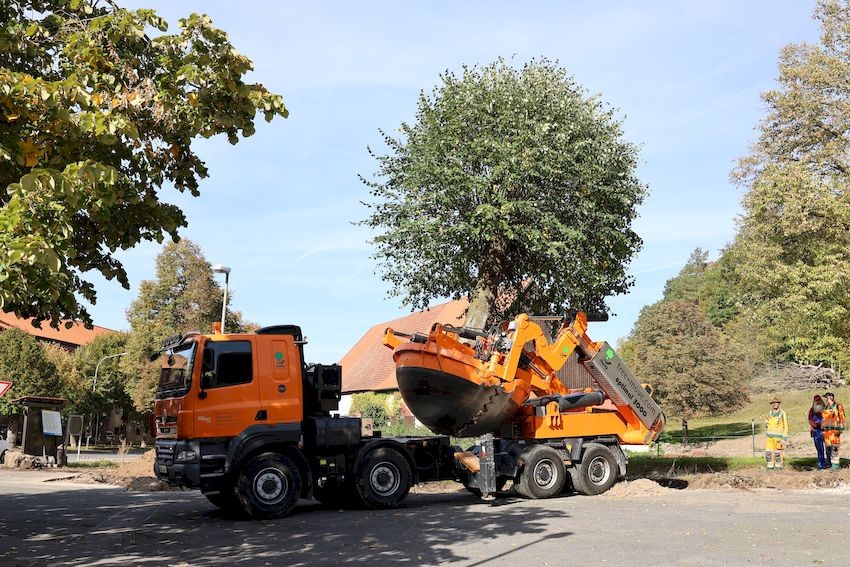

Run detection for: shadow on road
[[0, 487, 573, 565]]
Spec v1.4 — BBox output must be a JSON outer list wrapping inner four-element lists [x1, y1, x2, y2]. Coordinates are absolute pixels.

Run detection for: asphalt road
[[0, 470, 848, 567]]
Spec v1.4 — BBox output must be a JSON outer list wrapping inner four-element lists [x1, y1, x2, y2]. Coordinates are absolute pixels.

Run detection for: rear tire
[[515, 445, 566, 499], [237, 453, 301, 520], [568, 443, 617, 496], [354, 447, 411, 509]]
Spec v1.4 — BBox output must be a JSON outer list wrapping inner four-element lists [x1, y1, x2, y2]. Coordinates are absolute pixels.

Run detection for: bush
[[350, 392, 402, 426]]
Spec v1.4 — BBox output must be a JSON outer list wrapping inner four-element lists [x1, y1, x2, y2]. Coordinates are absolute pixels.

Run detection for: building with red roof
[[0, 311, 114, 351]]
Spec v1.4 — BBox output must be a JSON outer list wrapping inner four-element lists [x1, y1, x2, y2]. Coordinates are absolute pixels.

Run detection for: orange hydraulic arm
[[384, 311, 665, 444], [385, 311, 600, 398]]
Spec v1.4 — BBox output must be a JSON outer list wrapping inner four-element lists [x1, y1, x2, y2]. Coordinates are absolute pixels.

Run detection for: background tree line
[[621, 0, 850, 417]]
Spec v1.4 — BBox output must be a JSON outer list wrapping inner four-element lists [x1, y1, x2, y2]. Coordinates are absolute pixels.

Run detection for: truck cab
[[154, 326, 348, 515], [153, 326, 457, 519]]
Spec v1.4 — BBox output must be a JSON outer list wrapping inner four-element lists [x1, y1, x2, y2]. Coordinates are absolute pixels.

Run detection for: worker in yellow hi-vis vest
[[765, 397, 789, 470]]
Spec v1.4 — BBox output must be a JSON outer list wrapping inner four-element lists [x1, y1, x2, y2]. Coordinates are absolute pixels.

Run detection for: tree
[[662, 248, 709, 303], [41, 341, 81, 411], [362, 58, 645, 329], [0, 329, 61, 416], [731, 0, 850, 370], [74, 332, 131, 417], [621, 301, 748, 417], [123, 239, 246, 411], [0, 1, 287, 327]]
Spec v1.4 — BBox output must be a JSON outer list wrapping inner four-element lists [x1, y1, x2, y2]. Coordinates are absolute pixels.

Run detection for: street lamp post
[[93, 352, 129, 390], [212, 264, 231, 334]]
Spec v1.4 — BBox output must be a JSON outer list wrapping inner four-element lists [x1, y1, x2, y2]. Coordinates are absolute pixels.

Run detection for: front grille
[[156, 442, 176, 465]]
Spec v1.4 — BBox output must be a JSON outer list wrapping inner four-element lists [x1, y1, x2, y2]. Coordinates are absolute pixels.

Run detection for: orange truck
[[153, 313, 663, 519]]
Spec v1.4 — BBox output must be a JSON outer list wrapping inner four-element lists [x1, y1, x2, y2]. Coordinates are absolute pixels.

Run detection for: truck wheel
[[354, 447, 411, 509], [515, 445, 566, 499], [204, 486, 243, 515], [568, 443, 617, 496], [237, 453, 301, 520]]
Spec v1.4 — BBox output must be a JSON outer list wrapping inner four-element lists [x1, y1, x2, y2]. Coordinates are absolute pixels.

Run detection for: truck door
[[194, 339, 261, 438], [257, 336, 303, 424]]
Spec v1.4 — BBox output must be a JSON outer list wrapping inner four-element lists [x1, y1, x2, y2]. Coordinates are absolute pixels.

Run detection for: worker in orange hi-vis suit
[[764, 397, 789, 470], [822, 392, 846, 471]]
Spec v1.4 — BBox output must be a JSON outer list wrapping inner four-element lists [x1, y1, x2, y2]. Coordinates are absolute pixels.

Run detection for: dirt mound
[[69, 450, 183, 491], [112, 449, 156, 478], [603, 478, 674, 499]]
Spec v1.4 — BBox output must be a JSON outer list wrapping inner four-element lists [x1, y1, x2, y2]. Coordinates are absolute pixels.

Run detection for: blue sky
[[86, 1, 819, 362]]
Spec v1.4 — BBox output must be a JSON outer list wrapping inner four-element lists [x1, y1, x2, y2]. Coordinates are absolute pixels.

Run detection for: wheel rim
[[587, 456, 611, 486], [370, 461, 401, 496], [254, 467, 287, 505], [532, 458, 558, 489]]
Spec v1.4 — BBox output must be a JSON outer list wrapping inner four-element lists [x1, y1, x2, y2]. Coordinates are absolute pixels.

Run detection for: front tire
[[515, 445, 566, 499], [237, 453, 301, 520], [569, 443, 617, 496], [354, 447, 412, 509]]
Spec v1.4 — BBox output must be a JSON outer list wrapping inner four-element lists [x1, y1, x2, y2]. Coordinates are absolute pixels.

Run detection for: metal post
[[212, 264, 231, 334], [751, 419, 755, 457], [93, 352, 129, 390], [221, 271, 229, 333]]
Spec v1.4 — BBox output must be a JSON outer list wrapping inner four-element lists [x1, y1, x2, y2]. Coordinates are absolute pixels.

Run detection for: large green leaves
[[362, 58, 645, 325], [731, 1, 850, 370], [0, 1, 287, 327]]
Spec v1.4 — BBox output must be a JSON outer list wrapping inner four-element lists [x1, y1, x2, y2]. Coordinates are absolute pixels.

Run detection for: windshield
[[156, 341, 197, 399]]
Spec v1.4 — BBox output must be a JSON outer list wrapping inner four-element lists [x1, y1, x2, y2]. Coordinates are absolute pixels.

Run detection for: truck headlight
[[176, 450, 197, 462]]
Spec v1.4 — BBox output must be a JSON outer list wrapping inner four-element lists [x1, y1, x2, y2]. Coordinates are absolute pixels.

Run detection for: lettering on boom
[[590, 342, 660, 427]]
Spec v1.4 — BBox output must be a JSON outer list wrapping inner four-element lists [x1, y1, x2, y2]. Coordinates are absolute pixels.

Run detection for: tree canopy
[[620, 300, 748, 417], [362, 58, 645, 328], [123, 239, 247, 411], [731, 0, 850, 370], [0, 1, 287, 327], [72, 331, 131, 417], [621, 2, 850, 413], [0, 328, 61, 415]]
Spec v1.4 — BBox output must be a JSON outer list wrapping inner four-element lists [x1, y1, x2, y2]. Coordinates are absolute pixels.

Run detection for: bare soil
[[69, 449, 181, 491], [64, 443, 848, 497]]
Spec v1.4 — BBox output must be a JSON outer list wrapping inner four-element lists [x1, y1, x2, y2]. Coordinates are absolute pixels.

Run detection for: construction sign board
[[0, 381, 11, 398]]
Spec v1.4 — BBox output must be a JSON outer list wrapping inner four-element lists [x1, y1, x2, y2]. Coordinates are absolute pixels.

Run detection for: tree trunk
[[465, 239, 506, 330], [465, 282, 497, 331]]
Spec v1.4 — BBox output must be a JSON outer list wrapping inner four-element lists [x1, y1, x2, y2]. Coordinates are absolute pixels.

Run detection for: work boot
[[831, 463, 840, 471]]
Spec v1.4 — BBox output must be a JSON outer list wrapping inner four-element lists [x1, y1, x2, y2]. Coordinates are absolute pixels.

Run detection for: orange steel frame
[[385, 311, 658, 444]]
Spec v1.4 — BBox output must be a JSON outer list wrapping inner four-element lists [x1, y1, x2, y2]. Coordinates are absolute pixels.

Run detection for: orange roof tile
[[340, 299, 468, 394], [0, 311, 114, 348]]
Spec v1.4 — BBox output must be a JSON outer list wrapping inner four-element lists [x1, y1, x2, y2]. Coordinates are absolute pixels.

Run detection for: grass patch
[[627, 453, 843, 476], [65, 460, 118, 469], [663, 388, 843, 442]]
